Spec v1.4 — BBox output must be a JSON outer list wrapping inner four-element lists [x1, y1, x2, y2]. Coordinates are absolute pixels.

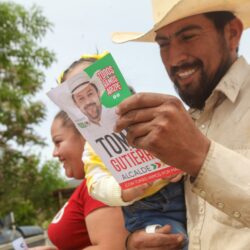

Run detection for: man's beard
[[172, 51, 233, 110]]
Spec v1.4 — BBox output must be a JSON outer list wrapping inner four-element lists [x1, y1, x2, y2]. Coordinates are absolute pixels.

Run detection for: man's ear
[[224, 17, 243, 52]]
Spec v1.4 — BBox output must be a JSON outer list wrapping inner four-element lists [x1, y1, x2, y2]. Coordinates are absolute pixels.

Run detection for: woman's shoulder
[[73, 179, 107, 216]]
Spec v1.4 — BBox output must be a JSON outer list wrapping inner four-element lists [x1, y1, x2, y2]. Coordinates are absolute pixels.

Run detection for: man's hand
[[115, 93, 210, 177], [126, 225, 185, 250]]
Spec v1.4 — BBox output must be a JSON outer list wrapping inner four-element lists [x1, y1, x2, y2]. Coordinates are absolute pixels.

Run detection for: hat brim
[[71, 82, 90, 95], [112, 1, 250, 43]]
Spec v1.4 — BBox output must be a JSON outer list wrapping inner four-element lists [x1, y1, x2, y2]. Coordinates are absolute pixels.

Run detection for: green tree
[[0, 2, 66, 225]]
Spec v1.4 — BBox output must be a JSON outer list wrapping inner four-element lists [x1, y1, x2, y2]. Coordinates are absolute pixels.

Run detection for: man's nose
[[167, 40, 189, 67], [84, 100, 93, 107]]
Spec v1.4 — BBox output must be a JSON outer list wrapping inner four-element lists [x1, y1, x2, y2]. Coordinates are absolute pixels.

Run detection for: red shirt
[[48, 179, 106, 250]]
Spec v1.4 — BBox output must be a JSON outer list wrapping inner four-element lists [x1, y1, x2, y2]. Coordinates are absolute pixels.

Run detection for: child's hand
[[163, 173, 183, 183], [121, 183, 152, 202]]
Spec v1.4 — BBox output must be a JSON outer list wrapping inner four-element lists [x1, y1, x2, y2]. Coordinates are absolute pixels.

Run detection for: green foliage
[[0, 2, 66, 226], [0, 2, 55, 146]]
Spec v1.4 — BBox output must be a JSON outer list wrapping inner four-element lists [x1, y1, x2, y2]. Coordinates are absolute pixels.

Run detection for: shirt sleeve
[[83, 142, 134, 206], [81, 179, 107, 217], [191, 140, 250, 227], [91, 175, 135, 206], [83, 142, 110, 192]]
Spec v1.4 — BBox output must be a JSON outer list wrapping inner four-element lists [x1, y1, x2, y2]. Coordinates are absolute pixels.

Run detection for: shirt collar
[[214, 56, 249, 103], [189, 56, 249, 119]]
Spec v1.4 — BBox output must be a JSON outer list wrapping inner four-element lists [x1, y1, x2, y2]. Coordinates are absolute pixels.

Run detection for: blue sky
[[8, 0, 250, 164]]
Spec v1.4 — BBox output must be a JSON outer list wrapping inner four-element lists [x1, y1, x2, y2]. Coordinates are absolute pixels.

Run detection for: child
[[58, 51, 188, 249], [83, 142, 188, 250]]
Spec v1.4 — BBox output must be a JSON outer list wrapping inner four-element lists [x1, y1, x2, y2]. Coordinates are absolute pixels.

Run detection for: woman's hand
[[29, 246, 57, 250]]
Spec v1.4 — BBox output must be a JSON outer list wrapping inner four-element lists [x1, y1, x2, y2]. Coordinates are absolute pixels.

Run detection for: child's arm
[[83, 142, 137, 206], [83, 143, 169, 206], [121, 183, 152, 202]]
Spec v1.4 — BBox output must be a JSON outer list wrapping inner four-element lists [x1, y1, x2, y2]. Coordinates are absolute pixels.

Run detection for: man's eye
[[158, 40, 170, 48], [181, 34, 196, 41]]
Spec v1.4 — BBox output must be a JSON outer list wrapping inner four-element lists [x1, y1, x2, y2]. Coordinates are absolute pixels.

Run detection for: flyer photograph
[[47, 53, 181, 189]]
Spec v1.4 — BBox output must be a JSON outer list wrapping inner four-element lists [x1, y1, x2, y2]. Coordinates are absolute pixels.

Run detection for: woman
[[32, 54, 128, 250], [49, 110, 127, 250]]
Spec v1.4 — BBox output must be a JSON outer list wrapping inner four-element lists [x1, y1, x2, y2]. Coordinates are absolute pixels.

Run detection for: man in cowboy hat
[[70, 72, 103, 126], [112, 0, 250, 249]]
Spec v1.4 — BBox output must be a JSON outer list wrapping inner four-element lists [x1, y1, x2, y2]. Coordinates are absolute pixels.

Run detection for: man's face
[[155, 14, 234, 109], [73, 83, 102, 124]]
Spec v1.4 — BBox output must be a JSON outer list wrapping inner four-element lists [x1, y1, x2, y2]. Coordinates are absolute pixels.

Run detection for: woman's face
[[51, 118, 85, 179], [51, 60, 93, 179]]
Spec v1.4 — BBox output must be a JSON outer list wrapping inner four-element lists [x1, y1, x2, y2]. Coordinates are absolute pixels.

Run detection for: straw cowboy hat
[[112, 0, 250, 43]]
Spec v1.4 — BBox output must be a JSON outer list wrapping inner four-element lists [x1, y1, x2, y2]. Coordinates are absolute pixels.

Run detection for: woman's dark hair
[[54, 110, 80, 135], [204, 11, 236, 33]]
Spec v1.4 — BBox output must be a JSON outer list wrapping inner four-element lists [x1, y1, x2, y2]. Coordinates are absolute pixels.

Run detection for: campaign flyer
[[47, 53, 181, 189]]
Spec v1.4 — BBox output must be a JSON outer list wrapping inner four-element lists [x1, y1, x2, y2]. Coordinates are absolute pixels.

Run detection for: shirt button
[[232, 211, 241, 218], [199, 207, 204, 214], [201, 124, 206, 129], [217, 202, 224, 209], [200, 190, 206, 197]]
